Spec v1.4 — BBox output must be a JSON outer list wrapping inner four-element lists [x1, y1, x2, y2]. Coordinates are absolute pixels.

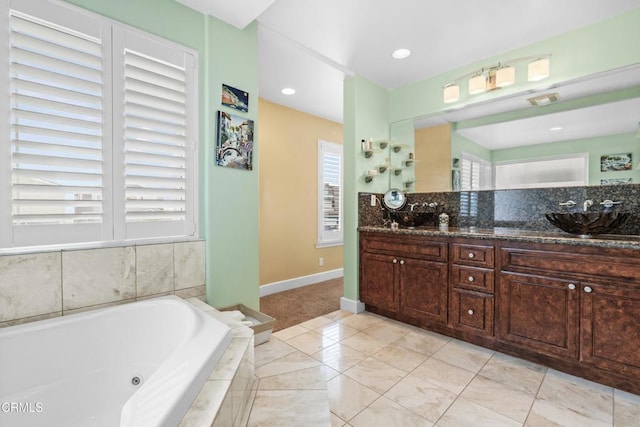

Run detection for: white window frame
[[460, 152, 492, 191], [317, 139, 343, 248], [0, 0, 199, 250]]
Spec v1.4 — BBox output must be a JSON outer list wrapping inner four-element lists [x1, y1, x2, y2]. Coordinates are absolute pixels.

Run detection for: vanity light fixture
[[281, 87, 296, 95], [442, 54, 552, 104]]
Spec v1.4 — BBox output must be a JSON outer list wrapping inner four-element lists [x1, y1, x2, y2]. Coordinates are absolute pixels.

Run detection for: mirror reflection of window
[[494, 153, 588, 189], [460, 153, 492, 191]]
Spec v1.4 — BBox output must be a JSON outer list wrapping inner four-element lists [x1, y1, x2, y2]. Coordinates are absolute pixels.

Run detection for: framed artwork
[[600, 153, 632, 172], [216, 111, 254, 170], [601, 177, 632, 185], [221, 84, 249, 113]]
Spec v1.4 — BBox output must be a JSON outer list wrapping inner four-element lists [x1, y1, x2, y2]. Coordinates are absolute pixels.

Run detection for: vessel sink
[[389, 211, 436, 228], [544, 212, 629, 236]]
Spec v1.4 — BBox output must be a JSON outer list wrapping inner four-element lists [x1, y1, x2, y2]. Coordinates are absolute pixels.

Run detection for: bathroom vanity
[[359, 227, 640, 395]]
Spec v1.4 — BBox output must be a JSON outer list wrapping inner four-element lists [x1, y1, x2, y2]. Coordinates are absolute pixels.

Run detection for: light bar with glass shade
[[442, 54, 551, 104]]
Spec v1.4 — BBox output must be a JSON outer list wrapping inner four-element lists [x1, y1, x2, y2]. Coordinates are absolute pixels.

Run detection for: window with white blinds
[[1, 0, 198, 248], [317, 140, 343, 247]]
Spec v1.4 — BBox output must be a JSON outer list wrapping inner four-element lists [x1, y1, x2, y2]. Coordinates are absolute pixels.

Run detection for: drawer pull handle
[[400, 260, 405, 265], [468, 252, 475, 259], [584, 286, 593, 293], [467, 309, 474, 315], [393, 259, 398, 264], [568, 284, 575, 290], [468, 276, 475, 282]]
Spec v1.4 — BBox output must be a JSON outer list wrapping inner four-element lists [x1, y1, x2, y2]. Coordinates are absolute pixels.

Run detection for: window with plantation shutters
[[459, 153, 491, 219], [1, 0, 198, 249], [317, 140, 343, 247]]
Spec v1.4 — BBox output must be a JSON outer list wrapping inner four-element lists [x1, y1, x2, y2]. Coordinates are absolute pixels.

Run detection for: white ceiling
[[177, 0, 640, 127]]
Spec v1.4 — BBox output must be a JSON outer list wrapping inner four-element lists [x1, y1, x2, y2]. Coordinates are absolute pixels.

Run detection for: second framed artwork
[[216, 111, 254, 170]]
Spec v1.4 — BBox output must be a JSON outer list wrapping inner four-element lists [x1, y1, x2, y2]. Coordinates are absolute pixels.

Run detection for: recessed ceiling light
[[281, 87, 295, 95], [392, 48, 411, 59], [550, 126, 563, 131]]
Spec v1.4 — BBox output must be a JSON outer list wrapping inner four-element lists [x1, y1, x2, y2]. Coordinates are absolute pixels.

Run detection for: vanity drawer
[[451, 265, 494, 292], [449, 288, 494, 336], [451, 242, 494, 268], [360, 232, 447, 262]]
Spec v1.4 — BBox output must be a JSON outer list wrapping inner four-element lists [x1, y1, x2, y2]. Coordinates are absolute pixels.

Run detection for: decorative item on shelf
[[391, 144, 408, 153], [393, 168, 403, 176], [404, 159, 414, 167], [361, 138, 374, 158], [379, 140, 389, 149], [408, 152, 414, 160], [403, 179, 415, 188], [377, 165, 388, 174], [439, 212, 449, 229], [442, 54, 552, 104], [363, 175, 374, 183]]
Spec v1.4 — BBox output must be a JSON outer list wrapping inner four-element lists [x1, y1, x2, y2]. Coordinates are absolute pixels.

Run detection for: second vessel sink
[[545, 212, 629, 237], [389, 211, 436, 228]]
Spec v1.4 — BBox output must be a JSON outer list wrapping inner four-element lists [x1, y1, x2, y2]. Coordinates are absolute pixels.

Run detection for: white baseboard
[[340, 297, 365, 314], [260, 268, 344, 297]]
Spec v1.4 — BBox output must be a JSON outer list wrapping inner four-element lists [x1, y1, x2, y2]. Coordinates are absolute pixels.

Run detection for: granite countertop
[[358, 225, 640, 250]]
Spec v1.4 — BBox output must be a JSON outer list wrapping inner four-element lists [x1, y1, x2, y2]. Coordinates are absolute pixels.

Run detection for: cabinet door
[[581, 282, 640, 376], [498, 272, 579, 359], [399, 258, 448, 324], [360, 252, 398, 311]]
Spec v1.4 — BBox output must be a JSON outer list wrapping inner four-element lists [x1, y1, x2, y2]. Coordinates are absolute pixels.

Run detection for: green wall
[[65, 0, 260, 309], [343, 76, 389, 304]]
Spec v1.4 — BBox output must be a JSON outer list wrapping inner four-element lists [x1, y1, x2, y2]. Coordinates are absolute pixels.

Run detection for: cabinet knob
[[400, 260, 405, 265], [468, 276, 475, 282], [467, 309, 474, 315], [584, 286, 593, 293], [568, 284, 576, 290], [468, 252, 475, 259], [393, 259, 398, 264]]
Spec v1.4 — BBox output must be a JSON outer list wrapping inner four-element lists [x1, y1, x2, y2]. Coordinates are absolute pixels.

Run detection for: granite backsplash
[[359, 184, 640, 235]]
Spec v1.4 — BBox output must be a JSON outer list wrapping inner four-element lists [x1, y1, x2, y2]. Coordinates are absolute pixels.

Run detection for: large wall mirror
[[390, 64, 640, 192]]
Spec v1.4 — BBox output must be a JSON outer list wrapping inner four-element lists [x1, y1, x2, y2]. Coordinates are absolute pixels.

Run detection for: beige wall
[[415, 123, 452, 192], [258, 99, 343, 285]]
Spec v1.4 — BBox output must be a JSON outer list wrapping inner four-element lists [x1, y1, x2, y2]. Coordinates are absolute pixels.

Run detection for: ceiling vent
[[527, 93, 560, 106]]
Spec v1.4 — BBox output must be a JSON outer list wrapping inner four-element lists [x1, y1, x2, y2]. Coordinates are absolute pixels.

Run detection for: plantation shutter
[[117, 31, 196, 239], [8, 3, 107, 246], [318, 140, 343, 245]]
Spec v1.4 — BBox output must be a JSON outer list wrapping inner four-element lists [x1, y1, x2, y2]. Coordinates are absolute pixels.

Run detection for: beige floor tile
[[327, 374, 380, 422], [614, 389, 640, 427], [350, 396, 433, 427], [410, 357, 476, 395], [312, 343, 368, 372], [255, 350, 322, 379], [438, 397, 522, 427], [340, 331, 389, 355], [479, 353, 546, 395], [371, 343, 429, 373], [385, 374, 457, 422], [323, 310, 353, 322], [331, 412, 347, 427], [285, 330, 338, 354], [273, 324, 309, 341], [393, 330, 450, 356], [253, 337, 298, 367], [343, 357, 406, 394], [526, 398, 610, 427], [247, 390, 330, 427], [258, 365, 331, 390], [361, 320, 410, 344], [300, 315, 337, 330], [338, 313, 384, 331], [534, 369, 613, 425], [431, 339, 494, 373], [461, 375, 536, 423], [314, 321, 360, 342]]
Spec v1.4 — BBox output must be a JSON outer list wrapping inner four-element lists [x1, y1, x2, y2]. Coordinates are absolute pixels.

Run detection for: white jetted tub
[[0, 296, 232, 427]]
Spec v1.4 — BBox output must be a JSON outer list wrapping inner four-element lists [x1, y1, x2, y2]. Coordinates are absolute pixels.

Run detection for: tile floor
[[246, 310, 640, 426]]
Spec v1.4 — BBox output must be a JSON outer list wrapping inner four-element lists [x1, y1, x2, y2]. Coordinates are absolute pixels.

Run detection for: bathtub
[[0, 296, 232, 427]]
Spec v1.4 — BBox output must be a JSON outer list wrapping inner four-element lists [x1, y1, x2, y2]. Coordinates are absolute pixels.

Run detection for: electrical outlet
[[319, 257, 324, 266], [370, 194, 377, 206]]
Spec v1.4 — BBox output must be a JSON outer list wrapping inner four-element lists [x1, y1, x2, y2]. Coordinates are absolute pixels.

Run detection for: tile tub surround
[[0, 240, 206, 328], [261, 310, 640, 426], [359, 183, 640, 235], [182, 298, 256, 427]]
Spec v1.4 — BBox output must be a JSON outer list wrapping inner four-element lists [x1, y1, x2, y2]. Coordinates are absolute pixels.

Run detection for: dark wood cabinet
[[497, 272, 579, 359], [359, 230, 640, 395]]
